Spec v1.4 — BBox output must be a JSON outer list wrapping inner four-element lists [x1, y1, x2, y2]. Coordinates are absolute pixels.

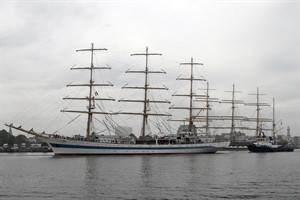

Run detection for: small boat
[[247, 133, 294, 152], [245, 90, 294, 153]]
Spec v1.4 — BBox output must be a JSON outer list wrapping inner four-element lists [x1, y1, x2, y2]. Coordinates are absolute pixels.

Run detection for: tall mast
[[205, 82, 210, 134], [170, 57, 205, 133], [119, 47, 170, 139], [221, 84, 244, 142], [86, 43, 96, 139], [256, 88, 260, 134], [140, 47, 152, 138], [230, 84, 236, 133], [245, 87, 271, 137], [194, 82, 219, 135], [271, 98, 284, 138], [61, 43, 114, 140], [272, 98, 275, 138]]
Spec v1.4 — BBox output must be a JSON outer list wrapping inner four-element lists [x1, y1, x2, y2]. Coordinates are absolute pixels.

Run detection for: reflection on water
[[138, 156, 153, 196], [1, 151, 300, 200], [140, 156, 153, 179], [84, 157, 100, 198]]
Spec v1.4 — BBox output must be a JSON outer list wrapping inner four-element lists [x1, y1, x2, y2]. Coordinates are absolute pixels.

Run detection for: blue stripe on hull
[[49, 143, 215, 150], [51, 147, 217, 155], [54, 152, 216, 155]]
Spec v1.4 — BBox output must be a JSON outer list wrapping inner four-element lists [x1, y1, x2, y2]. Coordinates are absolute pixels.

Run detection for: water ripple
[[1, 151, 299, 200]]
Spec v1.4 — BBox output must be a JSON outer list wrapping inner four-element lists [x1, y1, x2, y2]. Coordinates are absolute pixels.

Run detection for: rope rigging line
[[92, 116, 115, 134], [93, 117, 111, 134], [45, 112, 64, 132], [54, 114, 82, 134], [55, 113, 86, 133], [11, 89, 53, 123]]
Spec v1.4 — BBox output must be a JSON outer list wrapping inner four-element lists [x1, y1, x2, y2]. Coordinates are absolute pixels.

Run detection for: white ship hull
[[38, 137, 229, 155]]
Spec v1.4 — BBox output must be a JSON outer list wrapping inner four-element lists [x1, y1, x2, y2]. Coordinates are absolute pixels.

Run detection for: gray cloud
[[1, 1, 298, 137]]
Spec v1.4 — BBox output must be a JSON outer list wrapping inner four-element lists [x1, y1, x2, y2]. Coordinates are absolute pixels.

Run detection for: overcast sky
[[1, 0, 299, 137]]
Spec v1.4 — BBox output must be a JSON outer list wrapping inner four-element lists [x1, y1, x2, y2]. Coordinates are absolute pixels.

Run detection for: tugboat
[[247, 132, 294, 152], [247, 96, 294, 153]]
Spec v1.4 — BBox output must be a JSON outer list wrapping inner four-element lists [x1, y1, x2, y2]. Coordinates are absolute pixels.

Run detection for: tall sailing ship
[[6, 44, 230, 155]]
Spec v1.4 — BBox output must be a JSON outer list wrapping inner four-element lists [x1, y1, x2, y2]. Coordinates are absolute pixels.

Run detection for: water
[[0, 151, 299, 200]]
